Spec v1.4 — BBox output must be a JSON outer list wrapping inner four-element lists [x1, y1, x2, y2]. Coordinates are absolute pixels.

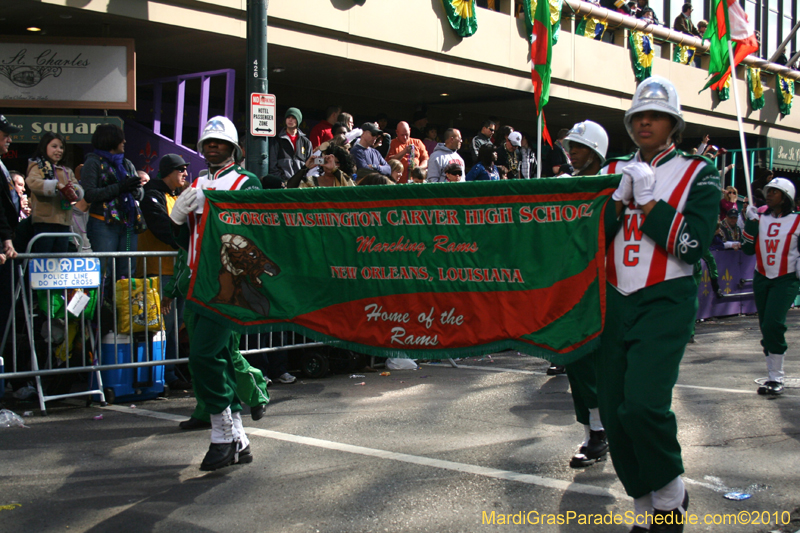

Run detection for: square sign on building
[[251, 93, 276, 137]]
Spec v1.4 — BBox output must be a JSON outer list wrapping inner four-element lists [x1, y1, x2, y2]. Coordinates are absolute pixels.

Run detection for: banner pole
[[537, 112, 543, 178], [727, 40, 753, 205]]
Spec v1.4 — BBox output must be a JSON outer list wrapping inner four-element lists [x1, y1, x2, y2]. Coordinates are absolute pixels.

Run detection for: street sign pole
[[246, 0, 269, 178]]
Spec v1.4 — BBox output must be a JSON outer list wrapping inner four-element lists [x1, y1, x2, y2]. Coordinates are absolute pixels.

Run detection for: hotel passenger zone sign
[[0, 37, 136, 110]]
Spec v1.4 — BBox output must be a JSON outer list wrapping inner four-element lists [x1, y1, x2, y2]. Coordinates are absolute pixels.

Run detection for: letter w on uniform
[[623, 214, 645, 240]]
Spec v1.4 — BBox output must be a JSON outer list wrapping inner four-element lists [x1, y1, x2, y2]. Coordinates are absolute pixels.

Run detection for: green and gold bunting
[[576, 16, 605, 40], [747, 67, 764, 111], [776, 75, 794, 116], [523, 0, 563, 45], [673, 44, 696, 65], [629, 30, 654, 82], [716, 74, 730, 101], [441, 0, 478, 37], [187, 177, 620, 364]]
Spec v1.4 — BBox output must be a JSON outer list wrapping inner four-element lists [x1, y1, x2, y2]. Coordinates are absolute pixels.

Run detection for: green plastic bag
[[36, 288, 98, 320]]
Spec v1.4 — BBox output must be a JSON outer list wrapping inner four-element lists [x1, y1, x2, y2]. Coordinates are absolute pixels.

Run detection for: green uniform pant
[[597, 278, 695, 499], [754, 272, 800, 355], [186, 308, 243, 415], [185, 307, 270, 421], [565, 350, 598, 426]]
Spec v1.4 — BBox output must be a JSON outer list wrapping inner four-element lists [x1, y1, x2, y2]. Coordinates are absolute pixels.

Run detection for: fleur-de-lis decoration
[[721, 269, 733, 294], [139, 141, 158, 174]]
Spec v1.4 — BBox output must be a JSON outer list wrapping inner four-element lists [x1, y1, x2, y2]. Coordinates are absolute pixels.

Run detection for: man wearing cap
[[269, 107, 312, 184], [427, 128, 465, 183], [170, 116, 262, 472], [351, 122, 392, 176], [497, 130, 522, 179], [138, 154, 190, 390], [0, 115, 21, 365]]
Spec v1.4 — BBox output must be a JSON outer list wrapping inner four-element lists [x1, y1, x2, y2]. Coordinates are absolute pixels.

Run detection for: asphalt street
[[1, 312, 799, 533]]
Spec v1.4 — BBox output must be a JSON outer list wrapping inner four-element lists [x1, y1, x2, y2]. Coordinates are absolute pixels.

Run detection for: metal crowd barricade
[[0, 241, 328, 415]]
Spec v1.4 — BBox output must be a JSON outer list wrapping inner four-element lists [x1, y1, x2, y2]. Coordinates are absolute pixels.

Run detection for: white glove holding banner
[[170, 187, 199, 225], [611, 173, 634, 204], [624, 163, 656, 207], [745, 205, 760, 221]]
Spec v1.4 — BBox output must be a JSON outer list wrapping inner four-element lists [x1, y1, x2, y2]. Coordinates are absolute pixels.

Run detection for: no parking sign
[[250, 93, 276, 137]]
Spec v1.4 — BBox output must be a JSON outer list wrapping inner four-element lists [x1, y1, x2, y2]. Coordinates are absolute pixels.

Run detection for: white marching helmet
[[624, 75, 685, 143], [197, 116, 243, 163], [765, 177, 796, 203], [563, 120, 609, 165]]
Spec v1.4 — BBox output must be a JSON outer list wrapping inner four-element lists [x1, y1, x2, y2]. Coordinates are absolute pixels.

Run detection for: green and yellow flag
[[746, 67, 764, 111], [441, 0, 478, 37], [673, 44, 696, 65], [776, 75, 794, 116], [576, 16, 605, 41], [716, 74, 730, 101], [523, 0, 562, 45], [629, 30, 654, 82], [187, 177, 619, 364]]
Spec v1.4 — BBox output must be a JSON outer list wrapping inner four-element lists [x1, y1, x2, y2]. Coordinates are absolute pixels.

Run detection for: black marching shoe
[[179, 417, 212, 430], [233, 445, 253, 465], [757, 381, 784, 396], [547, 364, 566, 375], [569, 430, 609, 468], [250, 404, 266, 421], [200, 442, 237, 471], [651, 490, 689, 533]]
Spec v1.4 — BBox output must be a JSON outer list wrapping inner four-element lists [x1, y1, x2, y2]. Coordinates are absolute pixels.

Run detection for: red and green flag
[[187, 177, 620, 365], [702, 0, 758, 92], [530, 0, 554, 115]]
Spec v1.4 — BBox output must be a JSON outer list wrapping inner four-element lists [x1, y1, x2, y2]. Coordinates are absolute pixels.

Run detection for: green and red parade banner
[[187, 177, 619, 364]]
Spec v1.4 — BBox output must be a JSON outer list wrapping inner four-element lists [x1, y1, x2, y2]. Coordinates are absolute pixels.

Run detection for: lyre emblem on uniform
[[677, 233, 698, 254]]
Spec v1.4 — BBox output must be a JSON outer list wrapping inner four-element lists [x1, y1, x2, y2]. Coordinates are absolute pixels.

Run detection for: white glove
[[745, 205, 760, 221], [170, 187, 199, 225], [624, 163, 656, 207], [611, 172, 633, 204]]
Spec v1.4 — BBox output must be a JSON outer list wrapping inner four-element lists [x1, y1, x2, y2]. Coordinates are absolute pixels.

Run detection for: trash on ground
[[129, 405, 136, 409], [0, 409, 26, 428], [349, 374, 366, 378], [355, 382, 366, 386], [93, 415, 103, 420], [723, 492, 752, 501], [380, 372, 390, 376], [22, 411, 33, 417]]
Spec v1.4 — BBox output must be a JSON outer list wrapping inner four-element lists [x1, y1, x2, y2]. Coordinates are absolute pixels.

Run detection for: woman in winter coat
[[25, 132, 84, 253]]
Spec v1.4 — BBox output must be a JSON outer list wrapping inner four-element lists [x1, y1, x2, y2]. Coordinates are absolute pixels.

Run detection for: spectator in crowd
[[720, 186, 739, 220], [673, 3, 701, 37], [358, 173, 395, 186], [289, 145, 355, 188], [330, 122, 350, 149], [389, 159, 403, 183], [351, 122, 392, 176], [269, 107, 313, 184], [471, 120, 496, 164], [442, 162, 464, 183], [497, 166, 508, 180], [81, 123, 145, 289], [375, 113, 391, 158], [309, 105, 341, 149], [546, 128, 571, 176], [138, 154, 191, 391], [410, 167, 427, 184], [25, 132, 84, 254], [427, 128, 465, 183], [0, 116, 22, 396], [387, 121, 429, 184], [466, 143, 500, 181], [337, 112, 354, 132], [633, 0, 660, 24], [497, 130, 522, 179], [518, 132, 537, 179], [697, 19, 708, 36], [11, 171, 30, 219], [422, 124, 439, 155], [713, 207, 743, 250], [410, 111, 428, 140], [742, 177, 800, 397], [375, 113, 389, 132]]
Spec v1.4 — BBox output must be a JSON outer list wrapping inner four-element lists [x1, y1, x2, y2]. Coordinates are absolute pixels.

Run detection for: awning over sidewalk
[[767, 137, 800, 172]]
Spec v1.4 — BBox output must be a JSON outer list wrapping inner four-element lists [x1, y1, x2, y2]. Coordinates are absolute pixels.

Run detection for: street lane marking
[[455, 365, 800, 398], [102, 404, 628, 500]]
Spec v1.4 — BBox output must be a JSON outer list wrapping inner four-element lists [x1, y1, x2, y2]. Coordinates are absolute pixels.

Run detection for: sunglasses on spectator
[[447, 170, 463, 176], [489, 128, 496, 132], [175, 166, 188, 172]]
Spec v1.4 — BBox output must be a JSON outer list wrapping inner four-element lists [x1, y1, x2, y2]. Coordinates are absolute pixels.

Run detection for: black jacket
[[140, 178, 178, 247], [269, 128, 313, 182], [0, 164, 19, 242]]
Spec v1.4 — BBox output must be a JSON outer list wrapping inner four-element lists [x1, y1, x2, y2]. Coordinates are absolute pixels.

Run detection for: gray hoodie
[[427, 143, 465, 183]]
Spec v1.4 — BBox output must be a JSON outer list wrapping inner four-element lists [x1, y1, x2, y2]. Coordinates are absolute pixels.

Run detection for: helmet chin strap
[[574, 154, 595, 175]]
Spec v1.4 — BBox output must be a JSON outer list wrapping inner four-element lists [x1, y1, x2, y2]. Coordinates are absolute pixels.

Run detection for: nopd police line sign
[[29, 258, 101, 289]]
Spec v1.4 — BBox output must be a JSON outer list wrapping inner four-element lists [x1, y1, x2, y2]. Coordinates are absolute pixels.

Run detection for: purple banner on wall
[[697, 249, 757, 320]]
